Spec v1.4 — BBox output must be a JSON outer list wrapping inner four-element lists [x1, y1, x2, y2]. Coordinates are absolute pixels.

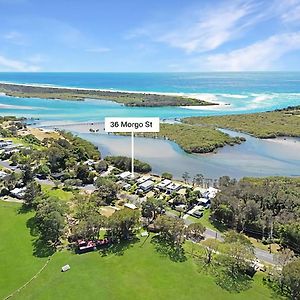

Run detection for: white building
[[0, 171, 8, 179], [139, 179, 155, 192], [137, 176, 152, 184], [10, 187, 27, 199], [118, 171, 132, 180], [166, 182, 181, 194], [156, 179, 172, 191], [124, 203, 138, 210]]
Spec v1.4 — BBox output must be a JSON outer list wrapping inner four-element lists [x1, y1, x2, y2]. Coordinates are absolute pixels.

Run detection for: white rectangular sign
[[105, 117, 160, 133]]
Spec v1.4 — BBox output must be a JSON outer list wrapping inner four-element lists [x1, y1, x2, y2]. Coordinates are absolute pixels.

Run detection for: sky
[[0, 0, 300, 72]]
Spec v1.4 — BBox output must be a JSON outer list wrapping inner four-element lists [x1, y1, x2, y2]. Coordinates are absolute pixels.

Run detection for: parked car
[[175, 204, 187, 211], [191, 210, 203, 218]]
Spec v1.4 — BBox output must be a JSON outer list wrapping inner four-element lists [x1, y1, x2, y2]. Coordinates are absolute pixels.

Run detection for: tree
[[202, 238, 220, 264], [194, 173, 204, 187], [74, 194, 98, 220], [186, 223, 205, 242], [186, 223, 206, 256], [35, 164, 51, 179], [73, 212, 106, 240], [2, 172, 19, 190], [105, 156, 151, 173], [155, 215, 186, 247], [35, 197, 66, 245], [47, 146, 66, 172], [108, 208, 140, 242], [162, 172, 173, 180], [22, 163, 34, 183], [76, 164, 93, 184], [221, 231, 255, 275], [275, 248, 295, 268], [94, 177, 119, 205], [23, 181, 42, 207], [282, 258, 300, 300], [141, 197, 165, 224], [95, 160, 108, 172], [182, 172, 190, 184], [218, 176, 233, 188]]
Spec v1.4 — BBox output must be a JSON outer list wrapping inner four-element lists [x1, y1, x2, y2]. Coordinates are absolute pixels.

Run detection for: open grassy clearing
[[0, 202, 279, 300], [41, 184, 74, 202], [0, 202, 46, 299]]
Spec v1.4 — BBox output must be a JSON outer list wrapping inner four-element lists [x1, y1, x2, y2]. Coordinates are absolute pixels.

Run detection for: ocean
[[0, 72, 300, 122], [0, 72, 299, 179]]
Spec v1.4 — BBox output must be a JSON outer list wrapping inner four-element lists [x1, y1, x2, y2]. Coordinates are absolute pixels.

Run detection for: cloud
[[3, 30, 27, 45], [127, 1, 265, 53], [85, 47, 111, 53], [200, 32, 300, 71], [279, 0, 300, 24], [0, 54, 40, 71], [159, 1, 259, 53]]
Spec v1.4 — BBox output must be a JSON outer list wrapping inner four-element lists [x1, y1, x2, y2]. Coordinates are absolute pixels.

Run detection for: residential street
[[166, 210, 275, 265]]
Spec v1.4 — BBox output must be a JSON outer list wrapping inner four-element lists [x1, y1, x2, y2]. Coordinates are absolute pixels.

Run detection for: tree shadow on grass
[[215, 270, 253, 293], [17, 204, 33, 214], [150, 235, 187, 262], [196, 260, 253, 293], [100, 237, 140, 257], [26, 216, 55, 258], [32, 238, 56, 258]]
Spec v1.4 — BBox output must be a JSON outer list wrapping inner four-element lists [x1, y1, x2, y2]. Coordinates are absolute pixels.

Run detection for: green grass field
[[0, 202, 46, 299], [41, 184, 74, 202], [0, 201, 278, 300]]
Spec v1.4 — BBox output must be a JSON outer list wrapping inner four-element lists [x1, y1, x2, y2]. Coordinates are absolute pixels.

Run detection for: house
[[83, 159, 95, 166], [0, 171, 8, 179], [122, 183, 131, 191], [0, 140, 12, 148], [117, 171, 132, 180], [203, 187, 219, 199], [10, 187, 27, 199], [156, 179, 171, 191], [136, 175, 152, 184], [124, 203, 138, 210], [198, 197, 211, 207], [166, 182, 181, 194], [138, 179, 155, 192]]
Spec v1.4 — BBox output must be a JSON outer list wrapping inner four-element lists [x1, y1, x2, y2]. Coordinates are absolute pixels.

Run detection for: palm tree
[[182, 172, 190, 184], [194, 173, 204, 187]]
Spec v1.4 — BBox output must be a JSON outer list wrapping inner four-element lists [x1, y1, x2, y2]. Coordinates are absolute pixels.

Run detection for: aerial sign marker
[[105, 117, 160, 178]]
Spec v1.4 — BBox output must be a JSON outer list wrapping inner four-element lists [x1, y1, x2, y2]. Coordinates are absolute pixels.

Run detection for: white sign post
[[105, 117, 160, 178]]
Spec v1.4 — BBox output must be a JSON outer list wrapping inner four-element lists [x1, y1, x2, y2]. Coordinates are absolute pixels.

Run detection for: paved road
[[0, 160, 21, 172], [166, 210, 275, 265]]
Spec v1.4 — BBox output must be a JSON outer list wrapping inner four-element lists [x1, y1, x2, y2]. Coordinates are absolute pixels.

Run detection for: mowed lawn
[[41, 184, 74, 202], [0, 202, 47, 299], [0, 202, 277, 300]]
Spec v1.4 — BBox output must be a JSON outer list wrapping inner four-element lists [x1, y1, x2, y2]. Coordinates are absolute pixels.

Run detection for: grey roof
[[139, 179, 154, 189]]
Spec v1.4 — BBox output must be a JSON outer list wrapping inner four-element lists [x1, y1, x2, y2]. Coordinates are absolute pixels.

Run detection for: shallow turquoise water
[[0, 72, 299, 179], [0, 72, 300, 122]]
